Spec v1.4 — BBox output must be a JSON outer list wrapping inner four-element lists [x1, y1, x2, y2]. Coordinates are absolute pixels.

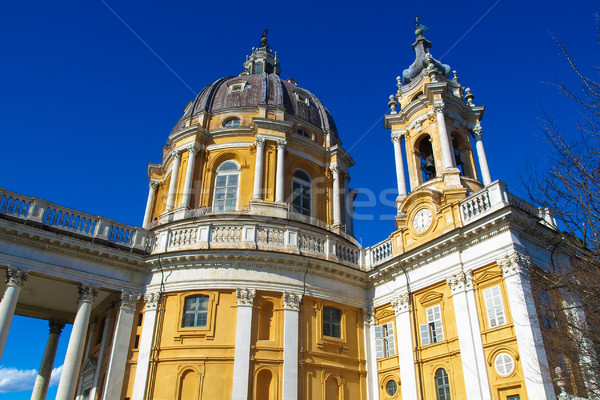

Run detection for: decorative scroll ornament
[[236, 288, 256, 306], [392, 293, 410, 315], [391, 132, 403, 143], [362, 307, 374, 325], [144, 292, 161, 310], [276, 139, 287, 149], [472, 123, 483, 138], [433, 102, 445, 114], [149, 181, 159, 190], [5, 266, 28, 287], [187, 145, 199, 156], [283, 292, 302, 310], [254, 137, 266, 147], [120, 290, 141, 311], [446, 270, 474, 293], [78, 284, 99, 303], [498, 252, 530, 278], [329, 165, 342, 175]]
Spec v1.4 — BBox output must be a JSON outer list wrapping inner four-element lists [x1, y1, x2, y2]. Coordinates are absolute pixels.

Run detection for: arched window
[[292, 169, 311, 216], [452, 136, 464, 175], [223, 117, 241, 128], [323, 306, 342, 338], [213, 161, 240, 212], [418, 136, 436, 182], [182, 295, 209, 327], [435, 368, 451, 400]]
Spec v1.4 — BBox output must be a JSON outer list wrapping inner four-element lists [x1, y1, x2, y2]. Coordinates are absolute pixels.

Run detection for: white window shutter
[[386, 322, 396, 356], [420, 323, 430, 346], [375, 325, 384, 359], [434, 321, 444, 342]]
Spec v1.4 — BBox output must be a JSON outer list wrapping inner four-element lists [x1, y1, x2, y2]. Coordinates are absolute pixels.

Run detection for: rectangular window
[[137, 313, 143, 326], [420, 304, 444, 346], [483, 286, 506, 328], [323, 306, 342, 338], [182, 295, 209, 327], [539, 290, 557, 329], [134, 335, 140, 349], [375, 321, 396, 358]]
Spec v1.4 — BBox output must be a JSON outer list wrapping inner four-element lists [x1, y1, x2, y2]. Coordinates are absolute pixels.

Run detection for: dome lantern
[[242, 29, 281, 76]]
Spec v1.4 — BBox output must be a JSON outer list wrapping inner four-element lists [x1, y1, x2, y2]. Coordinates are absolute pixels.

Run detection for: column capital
[[49, 319, 66, 335], [329, 165, 342, 175], [471, 124, 483, 138], [187, 145, 199, 156], [362, 307, 374, 326], [5, 266, 28, 287], [254, 137, 266, 147], [236, 288, 256, 306], [446, 270, 474, 294], [120, 290, 141, 312], [77, 284, 98, 303], [173, 149, 183, 159], [392, 293, 410, 315], [144, 292, 161, 311], [433, 101, 445, 114], [149, 181, 159, 190], [276, 139, 287, 149], [282, 292, 302, 311], [391, 132, 403, 143], [498, 252, 530, 278]]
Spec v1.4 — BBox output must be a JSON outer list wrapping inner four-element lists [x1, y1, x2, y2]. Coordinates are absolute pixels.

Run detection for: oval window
[[223, 118, 241, 128], [494, 353, 515, 376], [385, 380, 397, 396]]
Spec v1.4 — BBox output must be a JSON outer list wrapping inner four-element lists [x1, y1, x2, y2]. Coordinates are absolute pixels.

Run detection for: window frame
[[176, 292, 217, 339], [375, 321, 396, 358], [291, 169, 312, 217], [483, 285, 506, 328], [222, 117, 241, 128], [434, 368, 451, 400], [212, 160, 240, 212], [182, 295, 209, 328], [494, 353, 515, 376], [323, 306, 342, 338], [420, 304, 444, 346]]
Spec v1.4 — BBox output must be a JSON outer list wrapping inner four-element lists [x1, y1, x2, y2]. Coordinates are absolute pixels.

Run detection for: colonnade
[[390, 108, 492, 199], [144, 137, 349, 229], [0, 266, 140, 400]]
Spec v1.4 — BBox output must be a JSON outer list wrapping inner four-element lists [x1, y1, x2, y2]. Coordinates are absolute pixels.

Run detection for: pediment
[[418, 291, 443, 306]]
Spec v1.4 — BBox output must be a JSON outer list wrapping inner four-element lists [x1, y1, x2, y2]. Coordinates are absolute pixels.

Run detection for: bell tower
[[385, 24, 493, 248]]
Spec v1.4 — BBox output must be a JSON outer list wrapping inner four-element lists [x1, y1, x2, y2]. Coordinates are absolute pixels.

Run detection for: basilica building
[[0, 30, 592, 400]]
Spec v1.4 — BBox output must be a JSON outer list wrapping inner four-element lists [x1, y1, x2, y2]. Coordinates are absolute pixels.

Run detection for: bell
[[423, 155, 436, 178]]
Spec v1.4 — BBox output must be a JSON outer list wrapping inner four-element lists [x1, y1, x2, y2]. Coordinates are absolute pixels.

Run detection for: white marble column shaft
[[252, 138, 266, 201], [56, 285, 97, 400], [31, 320, 64, 400], [392, 294, 419, 400], [275, 140, 286, 203], [0, 267, 27, 360], [89, 310, 113, 400], [447, 271, 491, 400], [499, 253, 557, 400], [331, 167, 342, 225], [282, 292, 301, 399], [131, 292, 160, 400], [472, 126, 492, 185], [180, 147, 198, 208], [165, 151, 182, 212], [232, 288, 256, 400], [362, 308, 378, 400], [434, 102, 455, 171], [142, 182, 158, 228], [391, 133, 408, 198], [102, 291, 140, 400]]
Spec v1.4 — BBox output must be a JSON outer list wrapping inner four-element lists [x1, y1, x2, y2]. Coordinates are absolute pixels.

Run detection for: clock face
[[412, 208, 433, 233]]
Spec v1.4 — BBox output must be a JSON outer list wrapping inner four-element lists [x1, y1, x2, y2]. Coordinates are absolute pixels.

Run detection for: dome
[[170, 35, 338, 138], [171, 74, 338, 137]]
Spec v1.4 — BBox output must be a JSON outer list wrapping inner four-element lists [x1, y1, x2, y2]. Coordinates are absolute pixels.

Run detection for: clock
[[412, 208, 433, 233]]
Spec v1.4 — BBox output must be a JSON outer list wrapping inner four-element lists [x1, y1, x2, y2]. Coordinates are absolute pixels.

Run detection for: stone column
[[131, 292, 160, 400], [232, 288, 256, 400], [180, 146, 198, 209], [275, 140, 286, 203], [342, 175, 352, 233], [102, 291, 140, 400], [89, 309, 113, 400], [31, 320, 65, 400], [391, 294, 418, 400], [252, 138, 266, 201], [165, 150, 182, 212], [446, 271, 491, 400], [282, 292, 301, 399], [471, 125, 492, 185], [142, 182, 158, 228], [362, 308, 378, 400], [56, 285, 98, 400], [433, 102, 455, 171], [0, 266, 27, 360], [391, 132, 408, 198], [498, 253, 557, 400], [330, 166, 342, 226]]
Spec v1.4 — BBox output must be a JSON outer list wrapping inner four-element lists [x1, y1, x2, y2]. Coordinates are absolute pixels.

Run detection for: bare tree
[[525, 15, 600, 398]]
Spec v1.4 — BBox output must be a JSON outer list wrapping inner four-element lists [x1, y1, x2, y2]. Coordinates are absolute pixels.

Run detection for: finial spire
[[260, 29, 269, 48], [414, 16, 429, 36]]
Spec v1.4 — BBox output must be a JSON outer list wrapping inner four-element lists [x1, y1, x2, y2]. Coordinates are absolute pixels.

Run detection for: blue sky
[[1, 0, 598, 398]]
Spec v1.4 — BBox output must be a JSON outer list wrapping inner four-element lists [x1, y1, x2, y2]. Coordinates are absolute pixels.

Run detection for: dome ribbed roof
[[170, 73, 338, 137]]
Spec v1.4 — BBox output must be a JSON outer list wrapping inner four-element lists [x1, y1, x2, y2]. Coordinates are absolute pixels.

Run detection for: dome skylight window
[[223, 118, 241, 128]]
